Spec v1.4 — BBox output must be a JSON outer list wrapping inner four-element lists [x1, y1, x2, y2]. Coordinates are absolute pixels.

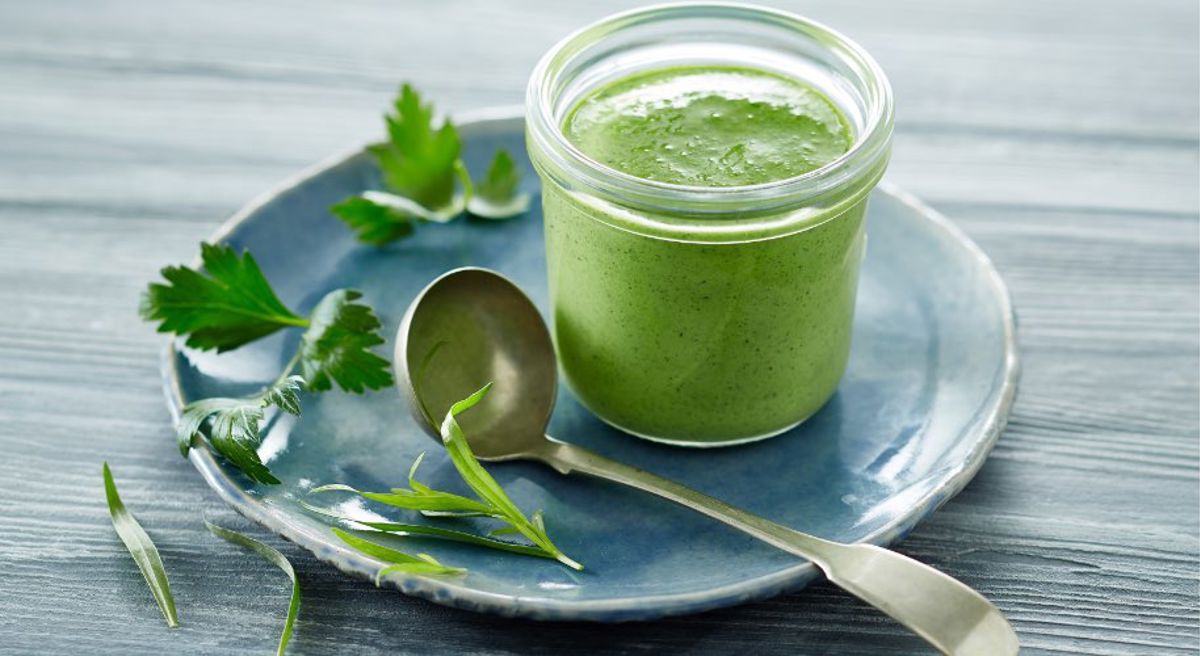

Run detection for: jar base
[[591, 410, 814, 449]]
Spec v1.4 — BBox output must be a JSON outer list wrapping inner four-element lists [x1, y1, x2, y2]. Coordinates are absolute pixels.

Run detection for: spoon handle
[[533, 438, 1018, 656]]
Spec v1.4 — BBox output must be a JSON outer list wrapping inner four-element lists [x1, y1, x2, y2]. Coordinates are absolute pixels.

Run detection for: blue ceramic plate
[[163, 109, 1017, 622]]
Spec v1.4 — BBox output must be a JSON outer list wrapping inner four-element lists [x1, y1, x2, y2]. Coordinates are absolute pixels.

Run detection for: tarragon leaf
[[369, 83, 461, 210], [205, 520, 299, 656], [309, 482, 493, 515], [103, 463, 179, 628], [299, 501, 552, 560], [299, 289, 393, 393], [141, 242, 307, 352], [176, 375, 303, 484], [467, 149, 531, 220], [331, 528, 464, 583]]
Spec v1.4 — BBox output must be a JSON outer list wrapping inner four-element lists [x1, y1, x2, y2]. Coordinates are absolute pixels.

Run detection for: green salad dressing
[[544, 65, 867, 444], [564, 66, 852, 187]]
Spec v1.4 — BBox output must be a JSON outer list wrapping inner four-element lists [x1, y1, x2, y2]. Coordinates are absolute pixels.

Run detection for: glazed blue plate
[[163, 109, 1018, 622]]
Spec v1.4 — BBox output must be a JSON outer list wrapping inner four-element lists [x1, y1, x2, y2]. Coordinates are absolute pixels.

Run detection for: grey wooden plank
[[0, 0, 1196, 654]]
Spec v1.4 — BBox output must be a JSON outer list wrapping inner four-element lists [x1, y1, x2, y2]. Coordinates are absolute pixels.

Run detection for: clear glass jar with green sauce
[[526, 3, 893, 446]]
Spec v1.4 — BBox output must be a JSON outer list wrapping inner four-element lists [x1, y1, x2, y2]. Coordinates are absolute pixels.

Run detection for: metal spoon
[[395, 267, 1018, 656]]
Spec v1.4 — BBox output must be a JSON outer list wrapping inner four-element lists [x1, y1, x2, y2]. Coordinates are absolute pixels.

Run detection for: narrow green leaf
[[205, 520, 299, 656], [439, 384, 583, 570], [331, 528, 464, 583], [309, 483, 494, 514], [103, 463, 179, 628], [299, 501, 553, 560]]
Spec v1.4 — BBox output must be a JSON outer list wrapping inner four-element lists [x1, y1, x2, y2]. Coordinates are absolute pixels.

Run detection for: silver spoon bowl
[[396, 266, 1018, 656]]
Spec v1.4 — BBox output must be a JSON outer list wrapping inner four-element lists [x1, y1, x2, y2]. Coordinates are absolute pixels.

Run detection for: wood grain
[[0, 1, 1196, 654]]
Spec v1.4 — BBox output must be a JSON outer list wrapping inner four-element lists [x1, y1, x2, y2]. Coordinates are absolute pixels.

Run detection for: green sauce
[[564, 66, 852, 187], [543, 65, 868, 444]]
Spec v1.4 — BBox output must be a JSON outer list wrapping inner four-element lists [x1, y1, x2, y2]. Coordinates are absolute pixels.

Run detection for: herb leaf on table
[[140, 243, 307, 352], [103, 463, 179, 628], [205, 520, 300, 656]]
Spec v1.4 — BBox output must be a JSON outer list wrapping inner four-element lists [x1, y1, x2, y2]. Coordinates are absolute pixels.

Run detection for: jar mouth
[[526, 1, 894, 227]]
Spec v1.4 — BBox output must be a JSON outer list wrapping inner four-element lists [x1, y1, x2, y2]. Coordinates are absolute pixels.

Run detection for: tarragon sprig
[[331, 84, 530, 246], [312, 384, 582, 571]]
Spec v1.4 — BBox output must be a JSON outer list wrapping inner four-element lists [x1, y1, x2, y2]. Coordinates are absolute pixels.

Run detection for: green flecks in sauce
[[564, 66, 853, 187]]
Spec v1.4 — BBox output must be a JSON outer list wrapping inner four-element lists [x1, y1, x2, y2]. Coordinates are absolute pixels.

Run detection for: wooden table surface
[[2, 1, 1197, 653]]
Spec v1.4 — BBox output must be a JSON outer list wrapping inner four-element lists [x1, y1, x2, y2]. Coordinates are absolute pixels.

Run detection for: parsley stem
[[271, 351, 304, 389]]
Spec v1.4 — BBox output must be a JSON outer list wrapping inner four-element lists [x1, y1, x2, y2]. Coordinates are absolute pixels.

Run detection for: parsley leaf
[[176, 375, 304, 485], [466, 149, 531, 220], [299, 289, 394, 393], [141, 243, 307, 353], [332, 84, 529, 246], [330, 196, 416, 246], [331, 187, 466, 246], [368, 83, 461, 210]]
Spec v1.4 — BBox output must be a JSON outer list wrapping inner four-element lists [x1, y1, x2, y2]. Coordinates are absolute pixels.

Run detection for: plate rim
[[160, 106, 1020, 621]]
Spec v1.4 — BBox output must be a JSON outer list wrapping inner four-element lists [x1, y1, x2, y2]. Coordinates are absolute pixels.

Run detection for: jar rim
[[526, 1, 894, 223]]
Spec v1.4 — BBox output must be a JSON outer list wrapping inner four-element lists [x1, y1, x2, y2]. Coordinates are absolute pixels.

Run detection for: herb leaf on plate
[[440, 384, 583, 570], [369, 83, 462, 211], [140, 242, 307, 352], [301, 500, 553, 559], [329, 196, 416, 246], [103, 463, 179, 628], [466, 149, 531, 219], [205, 520, 300, 656], [332, 83, 529, 246], [311, 384, 583, 571], [175, 374, 304, 483], [299, 289, 394, 393], [144, 240, 394, 483], [331, 528, 465, 583]]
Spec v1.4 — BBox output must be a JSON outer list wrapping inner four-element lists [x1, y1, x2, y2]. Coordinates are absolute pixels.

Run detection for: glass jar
[[526, 2, 893, 446]]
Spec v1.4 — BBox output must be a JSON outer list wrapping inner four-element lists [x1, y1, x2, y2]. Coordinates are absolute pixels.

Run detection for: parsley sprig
[[143, 243, 393, 484], [331, 84, 530, 246]]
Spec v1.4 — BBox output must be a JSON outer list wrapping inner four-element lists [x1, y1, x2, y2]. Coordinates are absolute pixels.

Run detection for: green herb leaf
[[330, 187, 470, 246], [309, 482, 493, 515], [299, 289, 393, 393], [205, 520, 299, 656], [141, 242, 307, 352], [176, 375, 304, 484], [103, 462, 179, 628], [330, 196, 416, 246], [300, 501, 553, 559], [331, 528, 464, 583], [467, 149, 531, 220], [369, 83, 462, 210], [440, 384, 582, 570]]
